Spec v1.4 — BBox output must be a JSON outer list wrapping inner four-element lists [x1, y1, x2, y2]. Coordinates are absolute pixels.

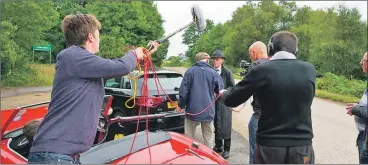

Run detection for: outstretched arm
[[223, 67, 264, 107], [70, 50, 137, 79]]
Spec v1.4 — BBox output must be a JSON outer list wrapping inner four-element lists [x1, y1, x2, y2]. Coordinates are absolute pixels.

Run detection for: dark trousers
[[248, 113, 260, 164], [254, 144, 315, 164], [213, 113, 231, 151], [215, 137, 231, 151]]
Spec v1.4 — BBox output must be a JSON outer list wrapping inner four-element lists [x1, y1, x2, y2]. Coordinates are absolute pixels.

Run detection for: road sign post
[[32, 45, 52, 65]]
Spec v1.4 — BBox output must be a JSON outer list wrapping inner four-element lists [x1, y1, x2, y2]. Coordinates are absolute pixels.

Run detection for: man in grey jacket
[[346, 52, 368, 164], [28, 14, 160, 164]]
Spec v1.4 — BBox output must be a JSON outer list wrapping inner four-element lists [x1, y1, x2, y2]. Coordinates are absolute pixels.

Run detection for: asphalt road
[[165, 67, 360, 164], [0, 67, 361, 164]]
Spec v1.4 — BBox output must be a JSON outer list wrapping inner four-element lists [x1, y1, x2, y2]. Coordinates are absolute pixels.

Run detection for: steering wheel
[[93, 112, 109, 146]]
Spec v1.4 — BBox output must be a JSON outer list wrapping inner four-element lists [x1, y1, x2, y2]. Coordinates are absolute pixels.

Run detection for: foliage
[[316, 72, 366, 98], [1, 64, 55, 87], [182, 19, 215, 47], [0, 21, 25, 76], [162, 56, 184, 67], [182, 0, 367, 80], [315, 90, 360, 103], [188, 23, 229, 62], [84, 1, 168, 66], [1, 0, 168, 86]]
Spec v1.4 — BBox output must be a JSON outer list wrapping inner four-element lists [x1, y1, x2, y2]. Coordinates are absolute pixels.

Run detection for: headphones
[[267, 35, 298, 56]]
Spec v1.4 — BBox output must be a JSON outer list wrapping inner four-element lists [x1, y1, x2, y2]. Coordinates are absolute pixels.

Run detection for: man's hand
[[346, 103, 356, 116], [133, 41, 160, 60], [219, 89, 227, 96], [174, 105, 184, 113], [134, 47, 146, 60], [147, 41, 160, 54]]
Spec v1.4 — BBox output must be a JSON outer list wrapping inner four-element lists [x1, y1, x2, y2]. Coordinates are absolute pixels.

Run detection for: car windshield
[[137, 73, 183, 91]]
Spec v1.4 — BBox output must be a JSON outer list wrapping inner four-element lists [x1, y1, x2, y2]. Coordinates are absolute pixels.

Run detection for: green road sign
[[32, 44, 52, 65], [32, 45, 52, 51]]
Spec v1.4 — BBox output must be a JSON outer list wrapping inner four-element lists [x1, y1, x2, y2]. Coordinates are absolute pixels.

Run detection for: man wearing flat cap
[[178, 52, 224, 148], [211, 50, 235, 159]]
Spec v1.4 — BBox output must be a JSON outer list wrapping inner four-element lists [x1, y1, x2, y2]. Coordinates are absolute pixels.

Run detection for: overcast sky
[[155, 1, 367, 58]]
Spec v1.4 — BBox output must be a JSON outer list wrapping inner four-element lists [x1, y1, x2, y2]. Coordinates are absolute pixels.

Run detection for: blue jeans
[[248, 113, 259, 164], [28, 152, 80, 164], [358, 131, 368, 164]]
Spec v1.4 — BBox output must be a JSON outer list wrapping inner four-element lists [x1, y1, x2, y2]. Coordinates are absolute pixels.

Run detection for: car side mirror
[[125, 82, 131, 89]]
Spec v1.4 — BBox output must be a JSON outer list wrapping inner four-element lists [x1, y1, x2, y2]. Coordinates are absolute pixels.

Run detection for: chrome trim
[[186, 148, 205, 160], [163, 113, 185, 118], [16, 101, 50, 110]]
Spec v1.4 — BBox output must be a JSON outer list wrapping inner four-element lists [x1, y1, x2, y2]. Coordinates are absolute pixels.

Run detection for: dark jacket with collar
[[222, 51, 316, 147], [214, 64, 235, 139], [179, 61, 224, 122], [249, 58, 269, 116]]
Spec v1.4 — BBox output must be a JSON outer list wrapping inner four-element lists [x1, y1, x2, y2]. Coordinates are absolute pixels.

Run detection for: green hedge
[[1, 64, 55, 87], [316, 72, 366, 98]]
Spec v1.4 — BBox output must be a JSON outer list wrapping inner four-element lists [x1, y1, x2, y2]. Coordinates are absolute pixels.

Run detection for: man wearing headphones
[[221, 31, 316, 164]]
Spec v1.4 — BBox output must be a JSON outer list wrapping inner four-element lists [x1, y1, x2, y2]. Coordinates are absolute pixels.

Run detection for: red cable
[[123, 48, 221, 164]]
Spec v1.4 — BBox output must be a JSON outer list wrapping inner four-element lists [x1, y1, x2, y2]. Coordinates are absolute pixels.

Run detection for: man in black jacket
[[211, 50, 235, 159], [221, 31, 316, 164]]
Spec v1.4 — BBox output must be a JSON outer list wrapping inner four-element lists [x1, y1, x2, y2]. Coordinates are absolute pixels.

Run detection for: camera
[[237, 60, 252, 77]]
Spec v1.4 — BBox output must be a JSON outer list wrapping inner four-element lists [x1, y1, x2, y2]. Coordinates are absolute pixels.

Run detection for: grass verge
[[315, 89, 360, 103], [1, 64, 55, 87]]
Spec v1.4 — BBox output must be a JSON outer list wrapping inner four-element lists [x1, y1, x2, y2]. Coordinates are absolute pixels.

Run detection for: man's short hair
[[270, 31, 298, 55], [195, 52, 210, 61], [23, 119, 41, 139], [61, 14, 102, 46]]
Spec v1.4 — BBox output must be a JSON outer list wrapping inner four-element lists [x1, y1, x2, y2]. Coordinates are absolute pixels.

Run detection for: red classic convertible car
[[1, 95, 229, 164]]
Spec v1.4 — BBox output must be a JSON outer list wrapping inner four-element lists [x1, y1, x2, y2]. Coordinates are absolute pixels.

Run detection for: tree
[[0, 21, 25, 76], [1, 1, 59, 53], [188, 23, 228, 62], [44, 1, 88, 59], [85, 1, 168, 66], [182, 19, 215, 48]]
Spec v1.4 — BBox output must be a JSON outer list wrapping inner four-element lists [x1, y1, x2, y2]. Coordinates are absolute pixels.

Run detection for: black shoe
[[221, 151, 230, 159], [213, 147, 223, 153]]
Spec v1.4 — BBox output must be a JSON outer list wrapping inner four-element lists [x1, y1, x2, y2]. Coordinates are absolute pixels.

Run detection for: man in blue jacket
[[179, 52, 224, 148]]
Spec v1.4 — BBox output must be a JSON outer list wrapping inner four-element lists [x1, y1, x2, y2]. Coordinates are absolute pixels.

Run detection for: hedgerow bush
[[316, 72, 366, 98]]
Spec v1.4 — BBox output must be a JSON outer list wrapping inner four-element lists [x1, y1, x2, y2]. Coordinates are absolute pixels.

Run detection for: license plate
[[167, 101, 178, 109], [114, 134, 124, 140]]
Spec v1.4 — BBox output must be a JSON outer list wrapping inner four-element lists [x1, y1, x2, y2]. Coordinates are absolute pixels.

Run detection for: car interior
[[8, 129, 33, 159], [6, 95, 115, 161]]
